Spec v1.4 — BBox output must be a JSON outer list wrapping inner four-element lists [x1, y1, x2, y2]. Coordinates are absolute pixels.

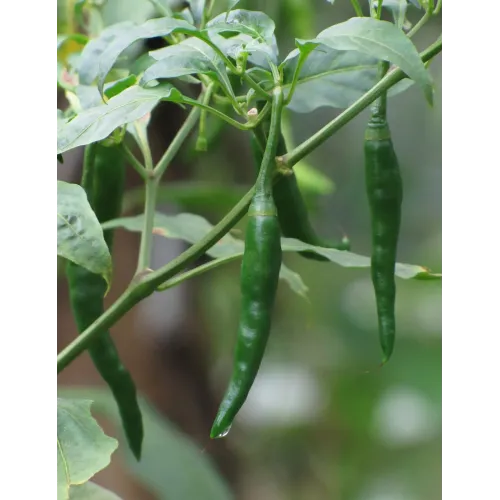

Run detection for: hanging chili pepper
[[364, 61, 403, 364], [66, 142, 144, 458], [210, 87, 284, 439]]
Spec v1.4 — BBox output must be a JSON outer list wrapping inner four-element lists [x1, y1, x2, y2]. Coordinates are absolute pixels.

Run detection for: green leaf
[[102, 212, 308, 297], [209, 32, 278, 67], [143, 37, 236, 100], [57, 83, 184, 154], [58, 388, 234, 500], [186, 0, 205, 25], [279, 238, 441, 280], [207, 9, 276, 45], [297, 17, 433, 104], [57, 181, 112, 287], [282, 44, 413, 112], [78, 17, 199, 94], [57, 398, 118, 500], [58, 33, 88, 52], [103, 214, 440, 281], [69, 482, 122, 500]]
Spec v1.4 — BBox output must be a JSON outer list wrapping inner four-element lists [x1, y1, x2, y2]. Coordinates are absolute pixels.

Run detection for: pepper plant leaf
[[103, 214, 440, 281], [206, 9, 276, 43], [296, 17, 433, 104], [282, 44, 413, 112], [57, 84, 184, 154], [77, 17, 200, 94], [102, 212, 308, 297], [57, 398, 118, 500], [57, 181, 112, 288], [58, 388, 234, 500], [142, 37, 236, 100], [68, 482, 123, 500]]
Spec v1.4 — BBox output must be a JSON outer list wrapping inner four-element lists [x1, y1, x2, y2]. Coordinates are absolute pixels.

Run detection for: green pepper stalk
[[66, 143, 144, 459], [364, 61, 403, 364], [210, 86, 285, 439], [251, 101, 350, 260]]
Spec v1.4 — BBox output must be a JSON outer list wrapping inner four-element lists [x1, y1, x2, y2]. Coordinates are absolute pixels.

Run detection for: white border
[[1, 1, 54, 497], [443, 2, 500, 499]]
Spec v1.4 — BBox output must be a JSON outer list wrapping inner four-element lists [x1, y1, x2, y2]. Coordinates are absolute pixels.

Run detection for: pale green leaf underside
[[296, 17, 433, 104], [102, 212, 440, 288], [69, 482, 123, 500], [57, 398, 118, 500], [103, 212, 308, 297], [57, 181, 112, 286], [282, 44, 413, 113], [57, 84, 183, 154]]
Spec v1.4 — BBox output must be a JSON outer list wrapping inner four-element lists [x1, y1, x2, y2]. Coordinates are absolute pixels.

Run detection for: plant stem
[[57, 187, 255, 373], [284, 50, 309, 105], [407, 8, 432, 38], [153, 98, 203, 178], [157, 253, 242, 291], [282, 38, 442, 168], [121, 142, 147, 180], [350, 0, 364, 17], [433, 0, 442, 15], [136, 176, 158, 272], [197, 35, 271, 102]]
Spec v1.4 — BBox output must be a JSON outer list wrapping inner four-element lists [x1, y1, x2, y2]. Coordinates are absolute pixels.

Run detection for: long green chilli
[[66, 143, 144, 458], [210, 87, 284, 439], [364, 61, 403, 364], [251, 101, 350, 261]]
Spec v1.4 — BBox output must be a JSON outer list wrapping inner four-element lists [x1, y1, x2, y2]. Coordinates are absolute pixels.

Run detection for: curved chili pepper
[[66, 143, 144, 458], [210, 87, 284, 439], [251, 101, 350, 261], [364, 62, 403, 364]]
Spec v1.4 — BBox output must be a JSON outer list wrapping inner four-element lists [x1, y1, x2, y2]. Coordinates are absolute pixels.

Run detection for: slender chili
[[65, 143, 144, 459], [251, 101, 350, 261], [210, 87, 284, 439], [364, 62, 403, 364]]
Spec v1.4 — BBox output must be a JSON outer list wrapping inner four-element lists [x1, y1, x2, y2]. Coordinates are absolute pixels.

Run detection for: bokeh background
[[57, 1, 442, 499]]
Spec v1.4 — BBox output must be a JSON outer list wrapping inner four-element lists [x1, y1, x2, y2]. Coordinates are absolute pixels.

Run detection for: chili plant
[[57, 0, 442, 497]]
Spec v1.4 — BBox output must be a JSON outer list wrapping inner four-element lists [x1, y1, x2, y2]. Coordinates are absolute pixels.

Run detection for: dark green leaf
[[57, 181, 112, 286], [104, 75, 138, 99], [58, 388, 234, 500], [282, 44, 413, 112], [78, 17, 199, 94], [57, 398, 118, 500], [57, 84, 184, 154], [297, 17, 433, 104]]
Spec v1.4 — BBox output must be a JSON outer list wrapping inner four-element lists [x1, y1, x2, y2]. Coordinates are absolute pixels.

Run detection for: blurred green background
[[57, 1, 442, 499]]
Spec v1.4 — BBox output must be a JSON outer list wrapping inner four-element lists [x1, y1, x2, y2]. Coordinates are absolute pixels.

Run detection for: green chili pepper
[[251, 102, 350, 261], [210, 87, 284, 439], [66, 142, 144, 459], [364, 62, 403, 364]]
